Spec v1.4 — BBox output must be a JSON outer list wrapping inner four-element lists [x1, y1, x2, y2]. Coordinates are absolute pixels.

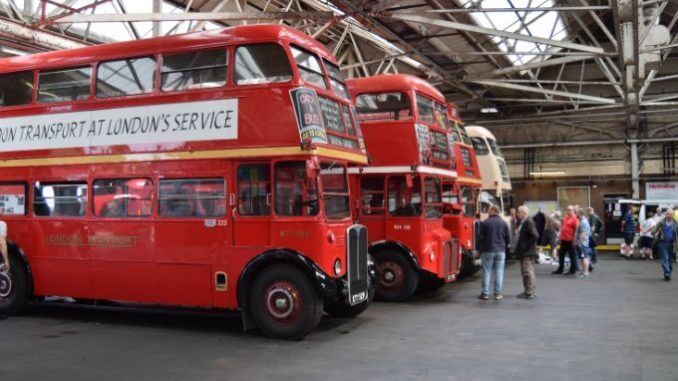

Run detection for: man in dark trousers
[[515, 206, 539, 299], [553, 205, 579, 275], [478, 205, 511, 300]]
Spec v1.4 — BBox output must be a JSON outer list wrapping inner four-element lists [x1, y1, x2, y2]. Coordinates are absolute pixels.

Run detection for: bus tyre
[[374, 250, 418, 302], [0, 256, 30, 316], [249, 264, 323, 340]]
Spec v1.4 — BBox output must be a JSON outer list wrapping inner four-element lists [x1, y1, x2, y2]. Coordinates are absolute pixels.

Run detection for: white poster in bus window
[[414, 123, 431, 165], [289, 88, 327, 144], [0, 99, 238, 152], [0, 184, 25, 215]]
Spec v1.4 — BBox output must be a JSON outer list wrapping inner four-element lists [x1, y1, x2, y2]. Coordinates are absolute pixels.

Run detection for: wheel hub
[[0, 272, 12, 299], [264, 281, 301, 322], [378, 261, 405, 289]]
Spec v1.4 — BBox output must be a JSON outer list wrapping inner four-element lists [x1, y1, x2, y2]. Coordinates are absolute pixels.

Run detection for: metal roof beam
[[54, 11, 334, 23], [391, 14, 607, 54], [471, 80, 617, 104]]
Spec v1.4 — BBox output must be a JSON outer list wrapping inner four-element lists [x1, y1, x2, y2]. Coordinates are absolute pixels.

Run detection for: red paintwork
[[443, 103, 482, 252], [347, 74, 460, 281], [0, 25, 365, 310]]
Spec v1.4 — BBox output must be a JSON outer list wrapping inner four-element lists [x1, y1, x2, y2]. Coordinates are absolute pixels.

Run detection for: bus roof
[[346, 74, 445, 103], [0, 24, 335, 74], [466, 125, 498, 140]]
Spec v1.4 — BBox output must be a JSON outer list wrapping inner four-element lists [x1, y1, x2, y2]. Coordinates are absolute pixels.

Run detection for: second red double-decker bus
[[443, 103, 483, 278], [347, 74, 461, 301], [0, 25, 372, 340]]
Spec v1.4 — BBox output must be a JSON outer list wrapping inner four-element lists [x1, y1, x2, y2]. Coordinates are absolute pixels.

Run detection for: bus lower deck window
[[360, 177, 385, 216], [158, 179, 226, 218], [38, 67, 92, 103], [93, 179, 152, 218], [234, 44, 293, 85], [388, 176, 422, 217], [237, 164, 271, 216], [97, 57, 156, 98], [274, 162, 318, 217], [0, 71, 33, 107], [161, 49, 227, 92], [34, 182, 88, 217]]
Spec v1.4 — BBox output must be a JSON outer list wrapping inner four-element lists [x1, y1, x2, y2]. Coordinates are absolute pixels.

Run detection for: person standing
[[478, 205, 510, 300], [0, 221, 8, 273], [514, 206, 539, 299], [533, 209, 546, 256], [652, 208, 678, 281], [553, 205, 579, 275], [507, 208, 517, 259], [575, 208, 592, 279], [639, 211, 656, 260], [586, 207, 603, 271], [621, 206, 637, 259]]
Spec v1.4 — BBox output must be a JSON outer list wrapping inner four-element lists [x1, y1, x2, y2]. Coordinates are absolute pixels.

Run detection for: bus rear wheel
[[249, 264, 322, 340], [0, 256, 30, 316], [374, 250, 418, 302]]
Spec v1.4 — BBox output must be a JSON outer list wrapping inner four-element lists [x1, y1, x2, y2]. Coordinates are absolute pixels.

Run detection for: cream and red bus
[[466, 125, 512, 216], [0, 25, 372, 340], [347, 74, 461, 301]]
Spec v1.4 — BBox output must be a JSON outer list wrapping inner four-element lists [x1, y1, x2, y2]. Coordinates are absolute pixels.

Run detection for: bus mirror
[[305, 158, 320, 179], [405, 174, 413, 189]]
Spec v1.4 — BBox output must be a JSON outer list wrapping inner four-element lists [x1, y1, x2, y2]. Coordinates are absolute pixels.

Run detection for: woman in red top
[[553, 205, 580, 275]]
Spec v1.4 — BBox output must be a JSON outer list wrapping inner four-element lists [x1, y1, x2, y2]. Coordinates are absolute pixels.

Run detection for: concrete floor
[[1, 254, 676, 381]]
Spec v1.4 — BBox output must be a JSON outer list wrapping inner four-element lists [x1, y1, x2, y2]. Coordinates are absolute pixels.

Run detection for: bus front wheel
[[374, 250, 418, 302], [249, 264, 323, 340], [0, 256, 30, 316]]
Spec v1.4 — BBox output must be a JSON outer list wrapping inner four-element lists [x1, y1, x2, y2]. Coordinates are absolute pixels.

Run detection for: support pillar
[[631, 142, 640, 198]]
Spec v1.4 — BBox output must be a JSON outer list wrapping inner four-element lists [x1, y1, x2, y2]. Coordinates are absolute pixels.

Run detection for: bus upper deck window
[[488, 138, 503, 156], [37, 67, 91, 103], [416, 94, 435, 124], [356, 92, 411, 122], [97, 57, 156, 98], [0, 71, 33, 107], [234, 44, 292, 85], [161, 49, 227, 92], [290, 46, 326, 90], [323, 60, 349, 99]]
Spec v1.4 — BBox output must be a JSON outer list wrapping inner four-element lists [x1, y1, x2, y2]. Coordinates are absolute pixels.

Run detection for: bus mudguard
[[369, 240, 420, 271]]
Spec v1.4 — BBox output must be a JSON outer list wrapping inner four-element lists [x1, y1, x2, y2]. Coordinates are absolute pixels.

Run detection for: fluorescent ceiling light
[[481, 107, 499, 113], [530, 171, 565, 176]]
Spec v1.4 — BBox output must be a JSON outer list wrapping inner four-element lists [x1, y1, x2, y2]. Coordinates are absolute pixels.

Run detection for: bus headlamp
[[334, 259, 342, 276]]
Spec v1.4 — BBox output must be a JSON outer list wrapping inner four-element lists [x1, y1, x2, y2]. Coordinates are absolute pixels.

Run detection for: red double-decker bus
[[443, 103, 483, 278], [347, 74, 461, 301], [0, 25, 372, 339]]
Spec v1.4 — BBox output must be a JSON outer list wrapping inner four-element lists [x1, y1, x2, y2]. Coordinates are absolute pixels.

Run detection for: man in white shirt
[[640, 211, 656, 260]]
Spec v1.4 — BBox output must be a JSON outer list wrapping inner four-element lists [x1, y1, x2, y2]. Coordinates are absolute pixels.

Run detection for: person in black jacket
[[478, 205, 511, 300], [514, 206, 539, 299]]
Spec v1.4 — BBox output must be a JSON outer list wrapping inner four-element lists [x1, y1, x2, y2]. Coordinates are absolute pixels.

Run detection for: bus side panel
[[155, 219, 224, 307], [31, 219, 93, 298], [89, 221, 158, 303]]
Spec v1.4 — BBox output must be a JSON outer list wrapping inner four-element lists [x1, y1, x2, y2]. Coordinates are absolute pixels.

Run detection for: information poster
[[646, 182, 678, 200], [290, 88, 327, 144], [0, 184, 25, 215], [414, 123, 431, 165]]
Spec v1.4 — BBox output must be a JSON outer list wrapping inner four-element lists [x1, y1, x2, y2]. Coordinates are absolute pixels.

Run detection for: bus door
[[233, 162, 272, 246], [385, 175, 422, 244], [89, 178, 157, 303], [358, 176, 387, 241], [154, 176, 228, 307]]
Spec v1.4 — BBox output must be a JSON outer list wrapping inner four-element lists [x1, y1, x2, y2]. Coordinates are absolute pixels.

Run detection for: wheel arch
[[369, 240, 420, 271], [6, 240, 34, 296], [236, 249, 335, 330]]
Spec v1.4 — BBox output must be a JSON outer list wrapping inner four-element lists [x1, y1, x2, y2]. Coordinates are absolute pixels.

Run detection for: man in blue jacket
[[478, 205, 511, 300]]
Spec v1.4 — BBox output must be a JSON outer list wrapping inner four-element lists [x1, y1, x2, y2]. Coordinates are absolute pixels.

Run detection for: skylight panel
[[464, 0, 568, 66]]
